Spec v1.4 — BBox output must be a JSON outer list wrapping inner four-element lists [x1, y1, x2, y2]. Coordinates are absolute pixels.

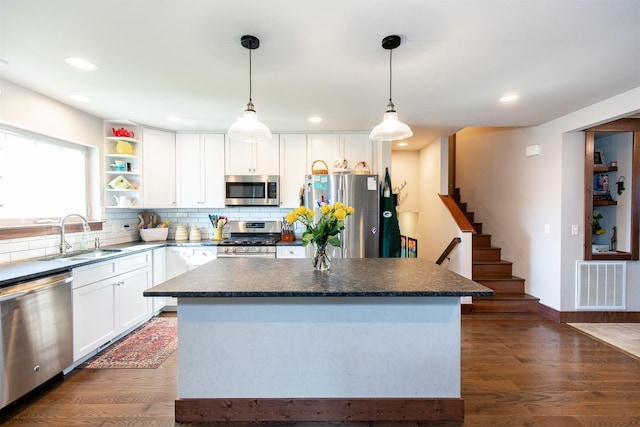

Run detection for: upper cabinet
[[104, 121, 141, 208], [176, 133, 225, 208], [225, 137, 279, 175], [142, 128, 176, 208], [279, 134, 307, 208], [307, 133, 372, 174], [584, 118, 640, 260]]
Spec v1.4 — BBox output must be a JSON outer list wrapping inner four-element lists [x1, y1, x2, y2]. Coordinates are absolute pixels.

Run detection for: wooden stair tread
[[474, 275, 525, 282], [474, 293, 539, 301], [472, 260, 513, 266]]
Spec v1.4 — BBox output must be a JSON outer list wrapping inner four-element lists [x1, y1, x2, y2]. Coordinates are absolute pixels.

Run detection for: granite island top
[[144, 258, 493, 298]]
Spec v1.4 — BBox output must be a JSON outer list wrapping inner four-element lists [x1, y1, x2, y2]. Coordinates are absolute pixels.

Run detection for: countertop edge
[[143, 290, 494, 297]]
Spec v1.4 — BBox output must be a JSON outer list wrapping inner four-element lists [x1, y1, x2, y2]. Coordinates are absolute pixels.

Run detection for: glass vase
[[312, 244, 331, 271]]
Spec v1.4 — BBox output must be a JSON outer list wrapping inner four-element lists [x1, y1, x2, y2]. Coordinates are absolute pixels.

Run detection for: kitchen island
[[144, 258, 492, 423]]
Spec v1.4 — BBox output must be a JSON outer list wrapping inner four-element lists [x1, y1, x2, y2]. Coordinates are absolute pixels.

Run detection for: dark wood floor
[[1, 313, 639, 426]]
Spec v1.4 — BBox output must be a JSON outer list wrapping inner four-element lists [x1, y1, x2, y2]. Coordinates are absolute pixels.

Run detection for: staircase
[[453, 190, 540, 313]]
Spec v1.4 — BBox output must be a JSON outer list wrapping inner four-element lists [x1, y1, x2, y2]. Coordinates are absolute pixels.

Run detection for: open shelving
[[104, 122, 141, 208]]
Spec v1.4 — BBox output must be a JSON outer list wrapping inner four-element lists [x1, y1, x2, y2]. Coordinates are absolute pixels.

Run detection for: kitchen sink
[[40, 249, 123, 262]]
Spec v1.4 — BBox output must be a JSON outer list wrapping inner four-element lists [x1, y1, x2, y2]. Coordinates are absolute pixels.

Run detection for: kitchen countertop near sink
[[0, 242, 164, 288], [0, 239, 304, 288]]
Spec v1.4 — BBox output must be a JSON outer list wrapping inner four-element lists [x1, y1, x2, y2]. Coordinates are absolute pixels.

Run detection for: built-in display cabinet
[[584, 118, 640, 260]]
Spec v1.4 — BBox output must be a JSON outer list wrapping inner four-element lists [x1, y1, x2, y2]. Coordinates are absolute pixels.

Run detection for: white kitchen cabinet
[[279, 134, 307, 208], [164, 247, 190, 307], [165, 247, 190, 280], [152, 247, 167, 312], [225, 136, 279, 175], [104, 120, 141, 208], [142, 128, 176, 208], [176, 133, 225, 207], [72, 275, 118, 361], [276, 245, 307, 259], [307, 133, 371, 173], [118, 266, 152, 332], [72, 251, 152, 361]]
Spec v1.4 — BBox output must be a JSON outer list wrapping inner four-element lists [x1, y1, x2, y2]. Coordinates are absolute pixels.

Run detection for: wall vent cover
[[576, 261, 626, 310]]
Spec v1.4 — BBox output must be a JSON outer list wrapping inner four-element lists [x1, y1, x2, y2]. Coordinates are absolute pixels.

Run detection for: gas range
[[217, 221, 281, 258]]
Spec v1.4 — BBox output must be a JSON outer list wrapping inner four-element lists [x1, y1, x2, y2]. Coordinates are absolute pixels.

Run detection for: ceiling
[[1, 0, 639, 151]]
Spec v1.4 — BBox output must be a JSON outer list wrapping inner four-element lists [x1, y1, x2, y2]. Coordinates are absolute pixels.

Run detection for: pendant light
[[369, 35, 413, 142], [228, 35, 272, 143]]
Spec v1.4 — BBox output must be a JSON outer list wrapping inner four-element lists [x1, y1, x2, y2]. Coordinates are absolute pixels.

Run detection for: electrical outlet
[[544, 224, 550, 234], [113, 223, 124, 233], [571, 224, 579, 236]]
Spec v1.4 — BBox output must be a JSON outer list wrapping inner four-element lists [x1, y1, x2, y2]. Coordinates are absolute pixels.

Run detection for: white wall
[[0, 78, 103, 147]]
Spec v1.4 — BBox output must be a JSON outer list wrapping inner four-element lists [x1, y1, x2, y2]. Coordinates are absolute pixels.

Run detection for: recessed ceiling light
[[70, 94, 93, 102], [166, 117, 182, 123], [65, 57, 98, 71], [308, 116, 322, 123], [500, 94, 519, 103], [397, 142, 408, 147]]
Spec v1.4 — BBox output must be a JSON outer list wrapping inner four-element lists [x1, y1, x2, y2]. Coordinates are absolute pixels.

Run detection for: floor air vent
[[576, 261, 626, 310]]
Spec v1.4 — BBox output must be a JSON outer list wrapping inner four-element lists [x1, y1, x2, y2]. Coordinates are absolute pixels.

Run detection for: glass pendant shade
[[228, 102, 272, 143], [369, 104, 413, 142]]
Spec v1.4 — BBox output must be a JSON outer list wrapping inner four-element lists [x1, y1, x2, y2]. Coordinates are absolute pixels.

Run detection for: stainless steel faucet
[[59, 214, 90, 254]]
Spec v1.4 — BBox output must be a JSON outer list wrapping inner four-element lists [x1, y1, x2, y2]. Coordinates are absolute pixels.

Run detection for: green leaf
[[328, 235, 341, 247]]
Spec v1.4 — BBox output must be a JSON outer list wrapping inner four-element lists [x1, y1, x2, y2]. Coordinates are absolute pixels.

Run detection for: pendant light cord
[[388, 48, 393, 103], [248, 47, 253, 103]]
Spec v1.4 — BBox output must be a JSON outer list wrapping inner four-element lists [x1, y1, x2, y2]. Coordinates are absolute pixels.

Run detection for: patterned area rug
[[82, 316, 177, 369]]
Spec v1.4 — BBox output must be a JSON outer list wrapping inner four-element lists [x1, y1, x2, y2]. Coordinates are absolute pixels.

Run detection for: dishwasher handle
[[0, 291, 28, 303], [0, 273, 72, 302]]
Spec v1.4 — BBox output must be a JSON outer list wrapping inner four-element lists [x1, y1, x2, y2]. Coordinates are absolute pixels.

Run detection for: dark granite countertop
[[0, 240, 309, 288], [144, 258, 493, 297], [0, 243, 165, 287]]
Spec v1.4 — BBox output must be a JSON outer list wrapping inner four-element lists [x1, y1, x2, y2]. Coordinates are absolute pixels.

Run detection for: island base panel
[[175, 397, 464, 422]]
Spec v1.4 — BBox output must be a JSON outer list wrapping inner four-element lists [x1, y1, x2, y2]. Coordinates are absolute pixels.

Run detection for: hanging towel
[[380, 167, 401, 258]]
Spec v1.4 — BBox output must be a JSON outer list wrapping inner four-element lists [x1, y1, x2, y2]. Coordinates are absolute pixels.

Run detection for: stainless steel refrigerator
[[304, 174, 379, 258]]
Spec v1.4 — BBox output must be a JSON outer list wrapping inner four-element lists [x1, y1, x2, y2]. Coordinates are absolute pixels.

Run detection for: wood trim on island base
[[175, 397, 465, 423]]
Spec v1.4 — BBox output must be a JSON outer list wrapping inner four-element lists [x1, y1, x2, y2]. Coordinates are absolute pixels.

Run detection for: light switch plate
[[571, 224, 579, 236]]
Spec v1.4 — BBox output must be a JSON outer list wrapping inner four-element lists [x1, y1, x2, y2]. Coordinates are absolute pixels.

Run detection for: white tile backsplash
[[2, 207, 294, 263]]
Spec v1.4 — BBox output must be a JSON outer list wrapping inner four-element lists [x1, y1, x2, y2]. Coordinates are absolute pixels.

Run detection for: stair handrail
[[436, 237, 462, 265], [438, 194, 477, 233]]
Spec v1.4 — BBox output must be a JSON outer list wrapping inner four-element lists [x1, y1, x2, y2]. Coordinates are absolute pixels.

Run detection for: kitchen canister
[[175, 224, 189, 241], [189, 225, 201, 241]]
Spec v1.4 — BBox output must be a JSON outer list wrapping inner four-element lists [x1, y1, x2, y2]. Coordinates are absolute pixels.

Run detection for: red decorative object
[[112, 127, 135, 138]]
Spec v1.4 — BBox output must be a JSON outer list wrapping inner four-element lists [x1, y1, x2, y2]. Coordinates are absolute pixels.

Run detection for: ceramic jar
[[175, 224, 189, 241]]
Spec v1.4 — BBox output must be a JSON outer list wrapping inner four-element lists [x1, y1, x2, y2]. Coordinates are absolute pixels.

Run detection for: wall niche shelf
[[583, 118, 640, 261]]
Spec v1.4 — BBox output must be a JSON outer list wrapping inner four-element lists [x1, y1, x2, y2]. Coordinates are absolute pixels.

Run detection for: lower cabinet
[[72, 251, 152, 361], [276, 245, 307, 259], [151, 248, 167, 313]]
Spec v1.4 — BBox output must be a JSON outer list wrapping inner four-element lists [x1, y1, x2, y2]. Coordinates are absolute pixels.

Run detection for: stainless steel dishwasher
[[0, 272, 73, 409]]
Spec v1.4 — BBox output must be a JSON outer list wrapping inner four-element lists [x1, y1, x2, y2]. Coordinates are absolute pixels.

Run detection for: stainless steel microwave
[[225, 175, 279, 206]]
